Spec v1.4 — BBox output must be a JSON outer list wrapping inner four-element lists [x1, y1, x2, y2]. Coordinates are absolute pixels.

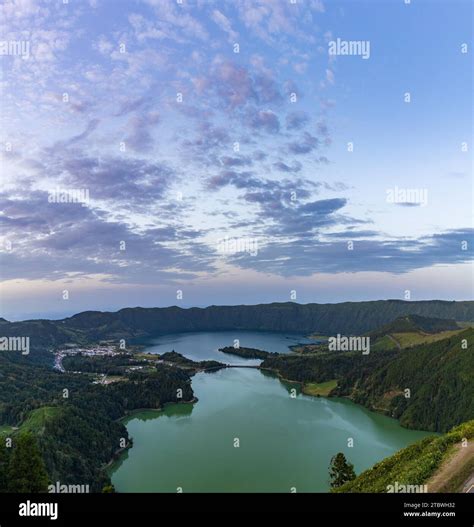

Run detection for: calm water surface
[[140, 330, 314, 364], [111, 331, 433, 492]]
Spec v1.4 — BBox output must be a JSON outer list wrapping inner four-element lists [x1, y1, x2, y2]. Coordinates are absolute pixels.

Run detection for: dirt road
[[427, 442, 474, 492]]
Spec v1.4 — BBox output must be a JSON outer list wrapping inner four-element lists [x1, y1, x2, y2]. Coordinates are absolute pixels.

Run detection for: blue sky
[[0, 0, 472, 320]]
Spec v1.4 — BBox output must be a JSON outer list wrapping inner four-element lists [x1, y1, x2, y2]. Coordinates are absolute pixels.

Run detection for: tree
[[329, 452, 356, 488], [7, 433, 49, 492]]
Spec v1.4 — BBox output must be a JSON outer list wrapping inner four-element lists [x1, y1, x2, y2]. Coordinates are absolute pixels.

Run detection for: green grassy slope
[[335, 420, 474, 493], [368, 314, 460, 337], [368, 315, 463, 351]]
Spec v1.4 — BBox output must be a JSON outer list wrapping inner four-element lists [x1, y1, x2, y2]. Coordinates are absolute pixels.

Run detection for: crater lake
[[111, 331, 433, 492]]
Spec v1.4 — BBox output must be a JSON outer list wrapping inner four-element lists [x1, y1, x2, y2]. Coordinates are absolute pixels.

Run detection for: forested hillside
[[0, 350, 195, 491], [335, 329, 474, 432], [263, 328, 473, 432]]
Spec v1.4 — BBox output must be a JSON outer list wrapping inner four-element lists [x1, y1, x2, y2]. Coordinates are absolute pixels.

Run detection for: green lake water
[[111, 332, 433, 492]]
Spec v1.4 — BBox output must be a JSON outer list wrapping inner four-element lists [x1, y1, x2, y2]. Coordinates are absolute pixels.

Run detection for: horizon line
[[3, 298, 474, 324]]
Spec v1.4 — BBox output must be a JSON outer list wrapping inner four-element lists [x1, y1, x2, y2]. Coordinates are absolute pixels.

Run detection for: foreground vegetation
[[0, 432, 50, 492], [334, 420, 474, 493]]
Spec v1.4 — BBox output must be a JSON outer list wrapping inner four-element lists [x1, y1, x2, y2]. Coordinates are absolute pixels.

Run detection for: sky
[[0, 0, 473, 320]]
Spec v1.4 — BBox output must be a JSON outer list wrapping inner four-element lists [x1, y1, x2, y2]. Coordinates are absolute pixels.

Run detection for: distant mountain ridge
[[57, 301, 474, 336], [1, 301, 474, 355]]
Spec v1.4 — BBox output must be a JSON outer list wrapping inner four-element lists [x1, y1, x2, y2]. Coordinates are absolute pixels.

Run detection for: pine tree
[[7, 433, 49, 492], [329, 452, 356, 488]]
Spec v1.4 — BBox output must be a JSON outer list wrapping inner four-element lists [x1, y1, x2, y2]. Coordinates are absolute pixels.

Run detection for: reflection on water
[[135, 330, 315, 365], [111, 359, 434, 493]]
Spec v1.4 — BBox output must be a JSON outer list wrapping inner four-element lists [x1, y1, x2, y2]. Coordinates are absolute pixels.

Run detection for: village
[[53, 345, 120, 373]]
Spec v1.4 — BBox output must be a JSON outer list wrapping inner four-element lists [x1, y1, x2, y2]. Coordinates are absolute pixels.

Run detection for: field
[[21, 407, 62, 434], [134, 352, 162, 361], [390, 330, 463, 348], [302, 379, 337, 397], [0, 424, 14, 436]]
